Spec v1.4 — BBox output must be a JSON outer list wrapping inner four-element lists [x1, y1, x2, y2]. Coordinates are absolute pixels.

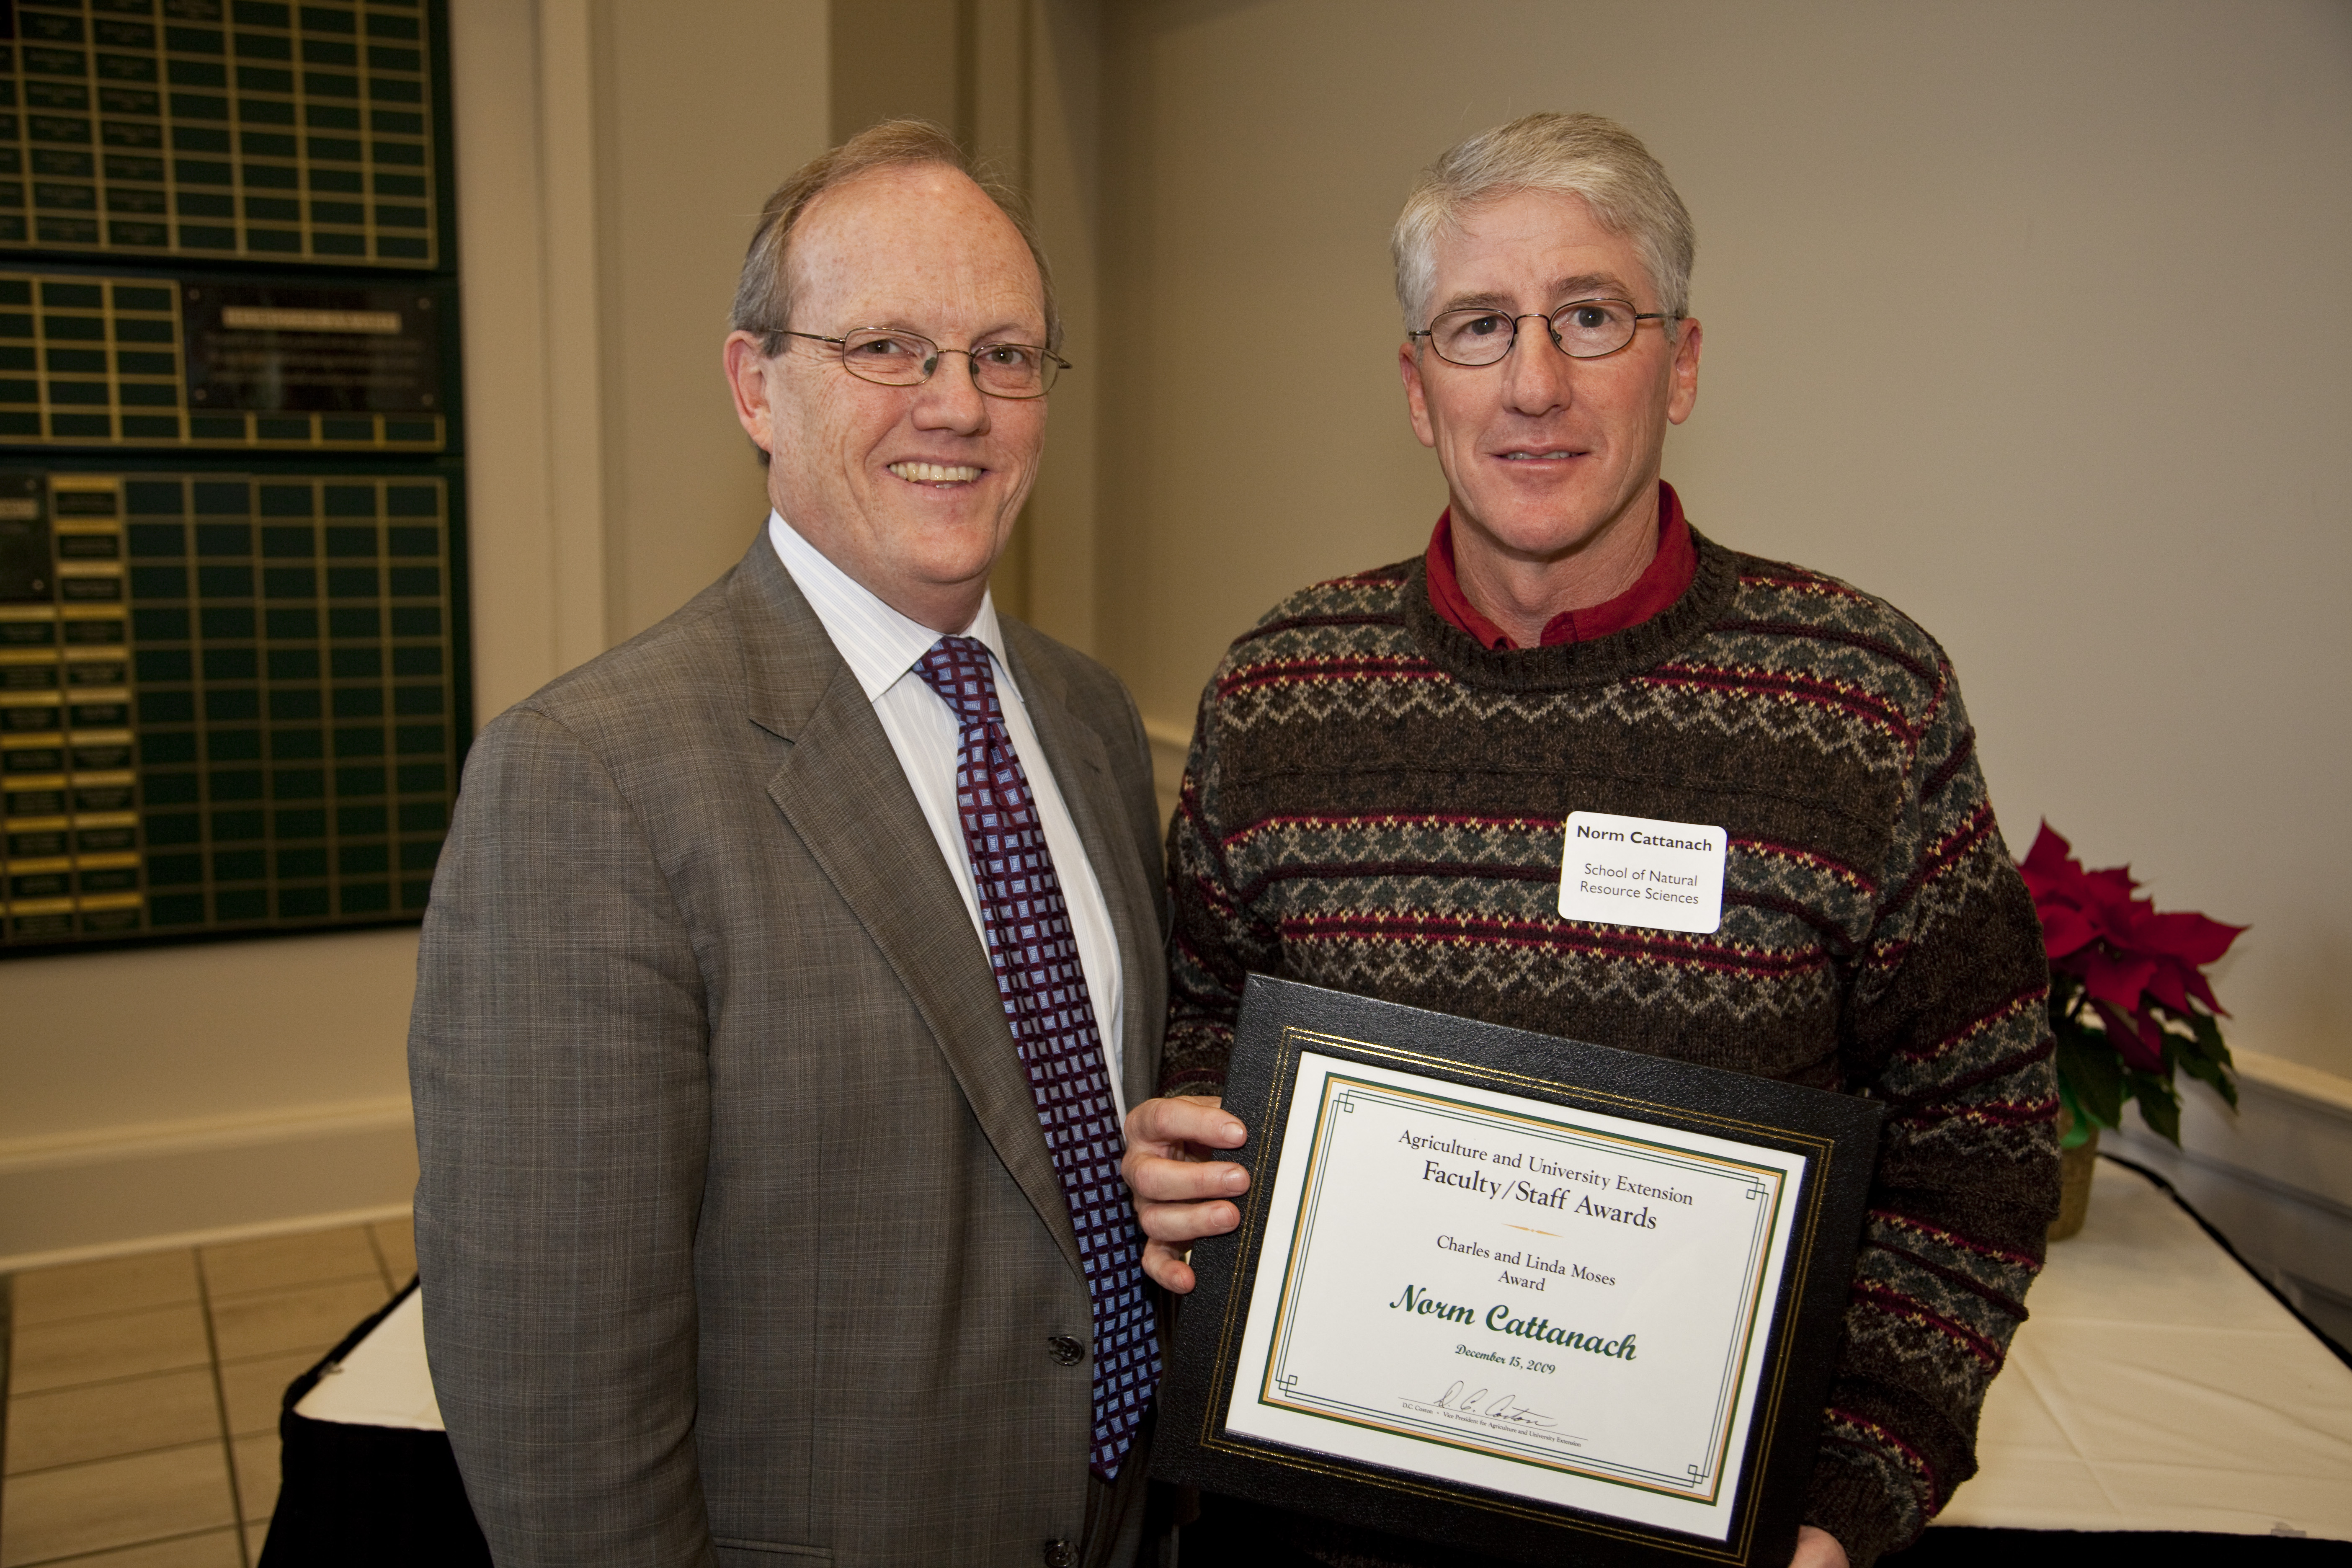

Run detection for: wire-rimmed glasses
[[777, 326, 1070, 398], [1409, 299, 1676, 366]]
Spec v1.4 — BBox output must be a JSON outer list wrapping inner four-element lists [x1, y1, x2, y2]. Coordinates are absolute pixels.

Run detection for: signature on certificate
[[1424, 1379, 1559, 1429]]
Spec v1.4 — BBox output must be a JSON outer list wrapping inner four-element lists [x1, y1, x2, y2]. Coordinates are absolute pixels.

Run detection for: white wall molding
[[2235, 1049, 2352, 1117], [2112, 1047, 2352, 1348], [0, 1204, 416, 1279], [0, 1097, 418, 1273], [0, 1095, 413, 1176]]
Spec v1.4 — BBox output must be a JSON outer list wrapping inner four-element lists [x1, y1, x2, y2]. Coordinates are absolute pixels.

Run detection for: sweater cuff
[[1158, 1071, 1227, 1099], [1803, 1449, 1911, 1568], [1158, 1020, 1236, 1103]]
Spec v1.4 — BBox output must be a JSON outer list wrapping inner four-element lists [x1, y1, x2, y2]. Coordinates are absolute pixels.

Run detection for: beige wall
[[0, 0, 830, 1266], [1089, 0, 2352, 1080], [460, 0, 828, 712], [597, 1, 827, 644], [2, 928, 422, 1145], [825, 0, 1106, 642], [1021, 0, 1108, 652]]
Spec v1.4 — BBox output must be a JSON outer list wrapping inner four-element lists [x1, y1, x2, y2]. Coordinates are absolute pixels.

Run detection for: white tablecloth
[[1932, 1157, 2352, 1540], [301, 1160, 2352, 1540], [294, 1284, 446, 1431]]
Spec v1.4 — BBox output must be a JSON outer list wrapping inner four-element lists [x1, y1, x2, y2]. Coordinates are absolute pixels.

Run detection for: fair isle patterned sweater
[[1163, 530, 2061, 1566]]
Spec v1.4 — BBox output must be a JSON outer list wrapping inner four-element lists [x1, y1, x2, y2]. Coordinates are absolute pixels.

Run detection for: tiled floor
[[1, 1220, 413, 1568]]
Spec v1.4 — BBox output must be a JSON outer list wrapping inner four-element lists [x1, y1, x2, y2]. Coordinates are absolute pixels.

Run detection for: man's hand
[[1121, 1095, 1249, 1292], [1791, 1526, 1847, 1568]]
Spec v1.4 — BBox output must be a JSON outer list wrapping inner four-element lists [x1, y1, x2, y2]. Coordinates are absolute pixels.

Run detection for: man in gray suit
[[410, 121, 1166, 1567]]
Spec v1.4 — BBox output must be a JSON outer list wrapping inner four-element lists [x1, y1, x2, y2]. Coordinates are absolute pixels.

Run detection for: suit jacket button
[[1043, 1541, 1078, 1567], [1047, 1334, 1085, 1365]]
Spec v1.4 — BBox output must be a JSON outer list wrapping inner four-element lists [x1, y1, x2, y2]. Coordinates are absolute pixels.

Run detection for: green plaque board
[[0, 0, 465, 954], [0, 0, 442, 269], [1, 464, 466, 948], [0, 267, 449, 448]]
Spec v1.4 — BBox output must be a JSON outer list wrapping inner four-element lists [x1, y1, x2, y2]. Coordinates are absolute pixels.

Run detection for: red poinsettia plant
[[2017, 824, 2244, 1147]]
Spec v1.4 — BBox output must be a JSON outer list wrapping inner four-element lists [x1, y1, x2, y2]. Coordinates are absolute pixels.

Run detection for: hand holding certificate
[[1125, 1094, 1253, 1296], [1148, 978, 1884, 1567]]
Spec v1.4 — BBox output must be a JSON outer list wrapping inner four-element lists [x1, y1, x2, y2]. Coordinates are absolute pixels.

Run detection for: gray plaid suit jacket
[[409, 533, 1168, 1566]]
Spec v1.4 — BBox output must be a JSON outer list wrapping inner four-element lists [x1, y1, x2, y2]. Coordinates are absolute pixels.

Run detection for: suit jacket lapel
[[730, 540, 1083, 1278], [1003, 628, 1164, 1119]]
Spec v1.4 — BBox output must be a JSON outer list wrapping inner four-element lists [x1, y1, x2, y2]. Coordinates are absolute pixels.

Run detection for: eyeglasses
[[1409, 299, 1677, 366], [776, 326, 1070, 399]]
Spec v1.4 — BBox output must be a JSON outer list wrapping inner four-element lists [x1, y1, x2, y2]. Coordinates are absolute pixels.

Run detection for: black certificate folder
[[1154, 977, 1885, 1567]]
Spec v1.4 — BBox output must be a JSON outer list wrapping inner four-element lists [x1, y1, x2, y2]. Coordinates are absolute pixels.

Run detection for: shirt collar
[[1424, 480, 1696, 650], [766, 510, 1011, 704]]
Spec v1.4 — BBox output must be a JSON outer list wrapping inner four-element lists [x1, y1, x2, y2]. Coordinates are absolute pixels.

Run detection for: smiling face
[[1399, 187, 1701, 585], [725, 163, 1049, 632]]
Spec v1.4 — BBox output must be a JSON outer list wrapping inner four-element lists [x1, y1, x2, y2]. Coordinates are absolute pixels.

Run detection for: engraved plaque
[[182, 284, 440, 415], [0, 472, 48, 599]]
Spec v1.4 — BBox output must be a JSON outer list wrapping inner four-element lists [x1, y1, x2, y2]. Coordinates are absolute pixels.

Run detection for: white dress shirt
[[769, 512, 1128, 1117]]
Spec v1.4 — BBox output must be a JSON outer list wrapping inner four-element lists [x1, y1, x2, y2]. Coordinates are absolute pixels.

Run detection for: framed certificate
[[1153, 977, 1885, 1566]]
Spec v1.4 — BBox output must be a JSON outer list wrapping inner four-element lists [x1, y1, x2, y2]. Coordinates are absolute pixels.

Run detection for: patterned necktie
[[913, 634, 1159, 1480]]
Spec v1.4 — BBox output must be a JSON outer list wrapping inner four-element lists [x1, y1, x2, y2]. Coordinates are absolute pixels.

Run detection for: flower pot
[[2050, 1123, 2099, 1242]]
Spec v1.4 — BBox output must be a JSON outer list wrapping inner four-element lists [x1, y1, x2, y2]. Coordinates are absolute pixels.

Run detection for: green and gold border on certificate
[[1255, 1069, 1790, 1507], [1151, 977, 1885, 1568]]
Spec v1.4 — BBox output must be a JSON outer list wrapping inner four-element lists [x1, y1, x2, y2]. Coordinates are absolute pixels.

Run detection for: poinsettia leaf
[[2182, 967, 2228, 1017], [2158, 1026, 2209, 1078], [2165, 1006, 2211, 1055], [2019, 823, 2077, 889], [2084, 862, 2141, 903], [2089, 999, 2165, 1072], [2188, 1008, 2233, 1067], [2175, 1044, 2232, 1102], [2035, 904, 2098, 959], [2136, 908, 2246, 967], [2020, 825, 2242, 1047], [2153, 1027, 2185, 1075], [2079, 946, 2159, 1012], [2042, 973, 2069, 1018], [2054, 1076, 2092, 1148], [2143, 961, 2192, 1015], [2186, 1013, 2239, 1107], [2055, 1025, 2124, 1127], [2126, 1072, 2182, 1145]]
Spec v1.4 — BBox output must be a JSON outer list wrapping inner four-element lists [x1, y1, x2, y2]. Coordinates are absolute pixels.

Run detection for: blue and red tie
[[914, 635, 1159, 1480]]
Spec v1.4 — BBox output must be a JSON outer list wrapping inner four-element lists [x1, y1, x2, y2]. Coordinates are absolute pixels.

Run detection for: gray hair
[[1391, 112, 1695, 330], [730, 117, 1060, 355]]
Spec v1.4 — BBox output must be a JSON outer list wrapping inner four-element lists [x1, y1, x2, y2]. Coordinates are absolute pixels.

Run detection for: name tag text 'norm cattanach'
[[1557, 810, 1726, 934]]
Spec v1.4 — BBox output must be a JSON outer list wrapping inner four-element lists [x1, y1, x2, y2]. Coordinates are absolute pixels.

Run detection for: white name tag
[[1556, 811, 1727, 934]]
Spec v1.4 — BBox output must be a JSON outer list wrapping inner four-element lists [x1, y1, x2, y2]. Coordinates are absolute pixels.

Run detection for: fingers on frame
[[1127, 1153, 1248, 1203], [1138, 1197, 1240, 1244], [1128, 1095, 1245, 1150]]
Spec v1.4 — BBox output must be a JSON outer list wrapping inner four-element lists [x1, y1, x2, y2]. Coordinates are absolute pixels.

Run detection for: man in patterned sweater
[[1121, 113, 2059, 1568]]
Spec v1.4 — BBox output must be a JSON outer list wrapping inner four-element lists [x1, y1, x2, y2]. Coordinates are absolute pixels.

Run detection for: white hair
[[1391, 112, 1696, 329]]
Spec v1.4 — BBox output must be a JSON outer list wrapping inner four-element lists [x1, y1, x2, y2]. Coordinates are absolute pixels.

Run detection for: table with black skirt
[[258, 1159, 2352, 1564]]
